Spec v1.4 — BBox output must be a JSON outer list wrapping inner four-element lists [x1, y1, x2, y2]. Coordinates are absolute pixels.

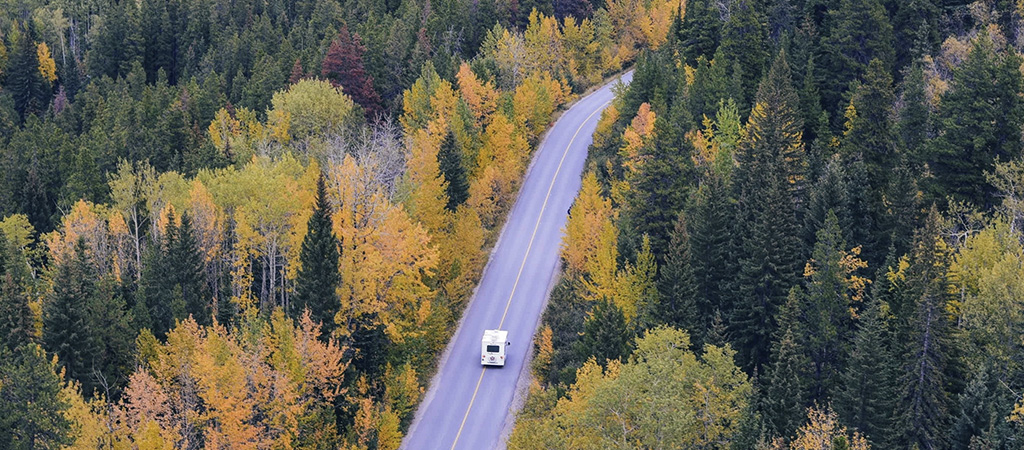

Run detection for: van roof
[[482, 329, 508, 343]]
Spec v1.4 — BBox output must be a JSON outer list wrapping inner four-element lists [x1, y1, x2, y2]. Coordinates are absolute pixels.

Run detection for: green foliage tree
[[730, 49, 805, 372], [656, 211, 699, 340], [6, 23, 48, 120], [718, 0, 768, 106], [293, 173, 341, 337], [438, 129, 470, 212], [925, 31, 1024, 208], [761, 322, 809, 440], [819, 0, 894, 113], [574, 297, 632, 366], [895, 207, 959, 450], [0, 344, 72, 449], [43, 239, 102, 393], [170, 212, 210, 325], [835, 298, 898, 448], [0, 232, 34, 351], [679, 0, 721, 64]]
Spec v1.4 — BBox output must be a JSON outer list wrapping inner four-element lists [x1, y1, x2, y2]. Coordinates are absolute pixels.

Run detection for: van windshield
[[486, 345, 500, 353]]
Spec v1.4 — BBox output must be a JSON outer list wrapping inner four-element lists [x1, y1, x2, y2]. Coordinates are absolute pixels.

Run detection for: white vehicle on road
[[481, 330, 509, 367]]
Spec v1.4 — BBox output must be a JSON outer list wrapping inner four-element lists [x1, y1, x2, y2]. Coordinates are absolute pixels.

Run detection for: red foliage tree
[[321, 26, 383, 118]]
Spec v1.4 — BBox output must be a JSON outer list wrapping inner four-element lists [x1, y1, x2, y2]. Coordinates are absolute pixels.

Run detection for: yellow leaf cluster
[[36, 42, 56, 82]]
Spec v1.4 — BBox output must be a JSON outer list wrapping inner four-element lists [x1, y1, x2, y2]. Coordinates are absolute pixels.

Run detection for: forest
[[508, 0, 1024, 449], [0, 0, 677, 447], [2, 0, 1024, 448]]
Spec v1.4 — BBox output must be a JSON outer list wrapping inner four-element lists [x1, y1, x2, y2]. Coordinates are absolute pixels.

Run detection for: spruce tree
[[842, 58, 898, 194], [170, 212, 210, 325], [895, 207, 958, 450], [688, 52, 730, 123], [43, 239, 102, 394], [719, 0, 768, 106], [796, 210, 857, 402], [680, 0, 721, 64], [0, 344, 72, 449], [574, 298, 632, 367], [729, 49, 806, 372], [7, 22, 47, 120], [835, 298, 898, 448], [893, 0, 940, 71], [761, 317, 810, 439], [819, 0, 895, 112], [803, 156, 852, 249], [293, 173, 341, 337], [926, 31, 1024, 208], [896, 61, 930, 166], [657, 211, 699, 340], [689, 173, 733, 323], [438, 130, 470, 212], [0, 233, 33, 350]]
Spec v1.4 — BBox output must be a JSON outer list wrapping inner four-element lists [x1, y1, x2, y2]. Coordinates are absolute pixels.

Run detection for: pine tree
[[893, 0, 939, 71], [170, 212, 210, 325], [761, 318, 810, 439], [656, 211, 699, 339], [438, 130, 470, 212], [680, 0, 721, 64], [896, 61, 930, 166], [803, 156, 852, 249], [321, 25, 383, 118], [796, 210, 859, 402], [689, 174, 733, 328], [137, 232, 177, 339], [0, 344, 72, 449], [0, 233, 33, 350], [819, 0, 895, 112], [43, 239, 102, 393], [925, 31, 1024, 208], [835, 298, 898, 448], [688, 51, 730, 123], [719, 0, 768, 106], [7, 22, 47, 120], [895, 207, 958, 450], [293, 173, 341, 337], [574, 298, 632, 366], [842, 58, 898, 195], [730, 49, 806, 372]]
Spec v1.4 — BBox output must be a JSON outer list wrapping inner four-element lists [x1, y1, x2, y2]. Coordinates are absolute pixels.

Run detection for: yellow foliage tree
[[456, 62, 499, 126], [36, 42, 57, 82], [561, 172, 615, 277]]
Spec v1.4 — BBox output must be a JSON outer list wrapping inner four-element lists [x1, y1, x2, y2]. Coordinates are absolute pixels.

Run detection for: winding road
[[401, 71, 633, 450]]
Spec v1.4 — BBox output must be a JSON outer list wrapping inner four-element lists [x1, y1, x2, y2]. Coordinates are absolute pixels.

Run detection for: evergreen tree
[[950, 363, 1018, 450], [42, 239, 102, 394], [819, 0, 895, 113], [438, 129, 470, 212], [842, 58, 898, 194], [656, 211, 699, 339], [835, 297, 898, 448], [803, 156, 852, 249], [925, 31, 1024, 208], [574, 298, 632, 366], [761, 319, 809, 439], [893, 0, 940, 71], [6, 23, 47, 120], [293, 173, 341, 337], [688, 51, 730, 123], [0, 273, 34, 352], [689, 174, 733, 326], [620, 116, 692, 260], [719, 0, 768, 106], [895, 207, 959, 450], [729, 49, 806, 372], [680, 0, 721, 64], [896, 61, 930, 165], [0, 344, 72, 449], [137, 230, 179, 339], [321, 26, 383, 118], [795, 210, 858, 402], [170, 212, 210, 325]]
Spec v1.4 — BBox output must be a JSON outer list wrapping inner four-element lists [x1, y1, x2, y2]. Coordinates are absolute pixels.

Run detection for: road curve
[[401, 71, 633, 450]]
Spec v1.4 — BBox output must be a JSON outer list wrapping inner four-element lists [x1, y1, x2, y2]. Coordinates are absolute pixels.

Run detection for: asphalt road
[[401, 71, 633, 450]]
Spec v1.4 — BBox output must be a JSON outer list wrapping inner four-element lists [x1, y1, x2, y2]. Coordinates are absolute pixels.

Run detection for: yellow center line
[[448, 99, 612, 450]]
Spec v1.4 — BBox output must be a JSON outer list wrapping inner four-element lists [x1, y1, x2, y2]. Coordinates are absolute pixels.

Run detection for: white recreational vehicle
[[481, 329, 509, 367]]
